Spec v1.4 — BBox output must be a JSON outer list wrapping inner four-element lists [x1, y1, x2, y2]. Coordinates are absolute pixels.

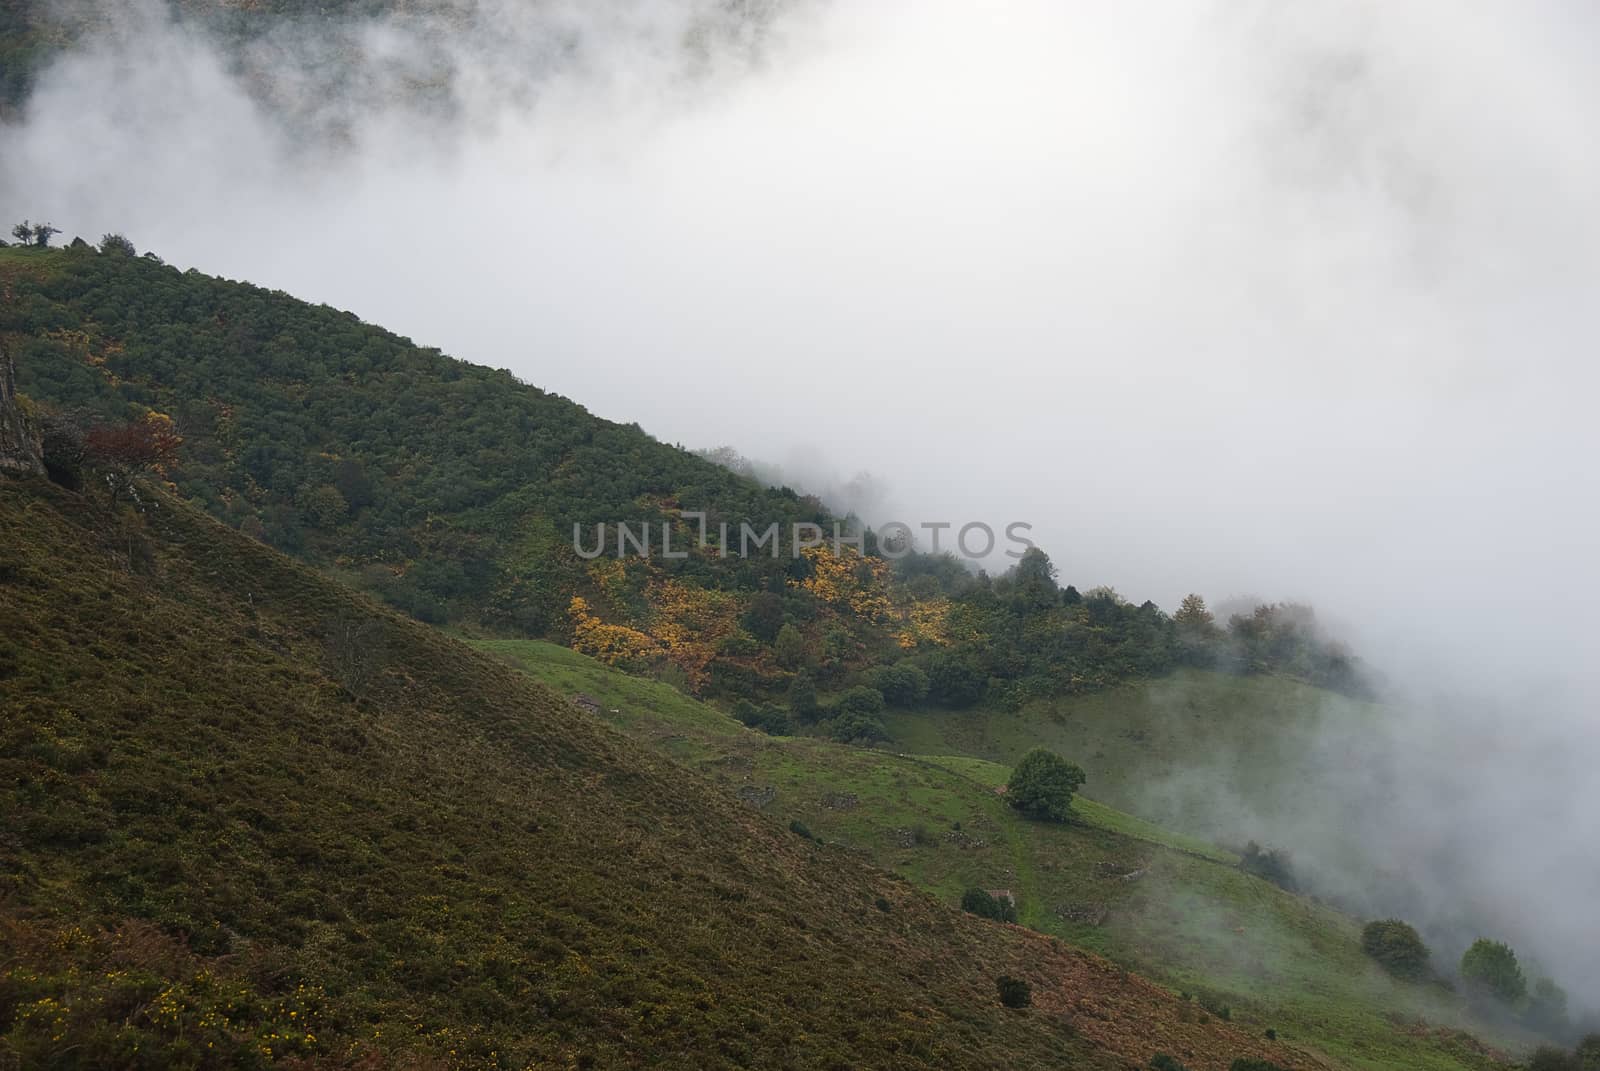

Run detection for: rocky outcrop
[[0, 344, 45, 477]]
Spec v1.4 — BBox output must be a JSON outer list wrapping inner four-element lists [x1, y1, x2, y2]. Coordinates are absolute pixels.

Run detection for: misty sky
[[3, 0, 1598, 998]]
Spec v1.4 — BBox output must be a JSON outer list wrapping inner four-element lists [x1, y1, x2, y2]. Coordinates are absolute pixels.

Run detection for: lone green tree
[[1005, 747, 1085, 822], [1460, 938, 1527, 1005]]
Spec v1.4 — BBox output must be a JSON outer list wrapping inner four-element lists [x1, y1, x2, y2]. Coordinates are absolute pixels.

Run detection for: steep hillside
[[1, 244, 1356, 722], [0, 474, 1313, 1070], [473, 639, 1508, 1071]]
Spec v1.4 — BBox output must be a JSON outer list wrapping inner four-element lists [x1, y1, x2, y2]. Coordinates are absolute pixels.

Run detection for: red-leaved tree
[[84, 412, 182, 502]]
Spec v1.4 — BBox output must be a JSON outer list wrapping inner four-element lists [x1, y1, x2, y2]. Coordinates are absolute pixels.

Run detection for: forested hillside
[[1, 243, 1365, 728]]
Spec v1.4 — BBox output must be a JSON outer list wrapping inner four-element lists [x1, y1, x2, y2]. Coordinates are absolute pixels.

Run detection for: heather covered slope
[[0, 477, 1313, 1070]]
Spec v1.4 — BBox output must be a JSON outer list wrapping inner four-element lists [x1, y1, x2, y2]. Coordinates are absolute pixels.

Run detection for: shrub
[[732, 700, 791, 736], [829, 710, 888, 744], [1575, 1034, 1600, 1070], [740, 591, 785, 643], [1238, 841, 1297, 891], [1460, 938, 1527, 1005], [924, 651, 985, 708], [786, 672, 820, 722], [788, 820, 814, 841], [1361, 919, 1431, 981], [1230, 1061, 1288, 1071], [996, 975, 1031, 1009], [833, 685, 885, 717], [962, 887, 998, 918], [1197, 991, 1231, 1021], [1005, 748, 1085, 822], [1150, 1055, 1188, 1071], [868, 663, 929, 707], [960, 888, 1017, 924], [716, 631, 759, 657]]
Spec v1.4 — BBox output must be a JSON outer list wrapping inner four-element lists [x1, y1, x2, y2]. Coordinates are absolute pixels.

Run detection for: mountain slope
[[0, 475, 1319, 1070], [472, 639, 1507, 1071], [1, 244, 1356, 722]]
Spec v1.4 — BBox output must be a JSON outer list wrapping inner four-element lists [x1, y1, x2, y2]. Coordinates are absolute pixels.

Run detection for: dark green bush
[[786, 672, 820, 721], [961, 888, 1017, 924], [1460, 938, 1527, 1005], [996, 975, 1031, 1009], [829, 710, 888, 743], [867, 663, 929, 707], [1149, 1054, 1187, 1071], [1361, 919, 1430, 981], [832, 685, 885, 717], [732, 700, 791, 736], [1238, 841, 1297, 891], [923, 652, 985, 708]]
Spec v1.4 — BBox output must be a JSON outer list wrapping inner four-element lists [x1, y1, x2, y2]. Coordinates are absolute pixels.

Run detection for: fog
[[4, 0, 1597, 1007]]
